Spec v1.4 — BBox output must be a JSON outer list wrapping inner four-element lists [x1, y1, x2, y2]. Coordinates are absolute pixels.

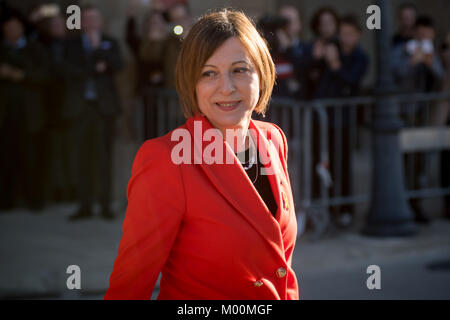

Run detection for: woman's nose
[[218, 73, 236, 95]]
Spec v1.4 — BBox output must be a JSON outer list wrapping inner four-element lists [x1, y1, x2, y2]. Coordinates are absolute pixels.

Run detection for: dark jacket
[[314, 45, 369, 99], [125, 16, 165, 93], [61, 34, 123, 119], [0, 38, 48, 132], [313, 45, 369, 128], [273, 40, 312, 99], [41, 37, 67, 128]]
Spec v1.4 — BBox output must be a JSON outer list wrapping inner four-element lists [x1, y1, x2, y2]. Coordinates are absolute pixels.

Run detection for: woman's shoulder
[[252, 120, 288, 160], [252, 120, 286, 136]]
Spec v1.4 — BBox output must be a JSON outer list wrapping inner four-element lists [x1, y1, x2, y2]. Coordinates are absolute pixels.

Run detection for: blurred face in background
[[279, 6, 301, 40], [398, 7, 417, 32], [28, 5, 43, 25], [2, 18, 25, 44], [339, 23, 361, 53], [167, 3, 192, 36], [145, 11, 167, 39], [318, 12, 338, 40], [416, 25, 435, 41], [81, 8, 103, 34], [168, 4, 189, 25], [49, 15, 66, 39]]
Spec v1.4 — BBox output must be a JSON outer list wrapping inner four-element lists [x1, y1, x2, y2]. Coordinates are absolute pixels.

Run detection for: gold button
[[276, 267, 287, 278], [254, 280, 264, 287], [281, 190, 290, 211]]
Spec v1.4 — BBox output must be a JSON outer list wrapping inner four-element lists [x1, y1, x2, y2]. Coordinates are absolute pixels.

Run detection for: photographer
[[0, 10, 48, 211], [392, 3, 417, 48], [313, 15, 369, 228], [278, 5, 310, 99], [62, 5, 124, 221], [306, 7, 340, 100], [392, 15, 445, 223], [393, 16, 444, 94]]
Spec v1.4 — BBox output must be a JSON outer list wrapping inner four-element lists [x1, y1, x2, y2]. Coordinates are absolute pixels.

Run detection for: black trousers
[[0, 107, 45, 209], [71, 103, 115, 211]]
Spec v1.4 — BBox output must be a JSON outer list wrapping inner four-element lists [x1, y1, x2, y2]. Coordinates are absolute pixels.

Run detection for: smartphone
[[421, 39, 434, 54], [406, 39, 419, 54]]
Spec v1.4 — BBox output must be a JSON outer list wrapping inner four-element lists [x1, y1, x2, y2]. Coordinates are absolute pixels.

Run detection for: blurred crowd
[[258, 3, 450, 225], [0, 0, 195, 221], [0, 1, 449, 223]]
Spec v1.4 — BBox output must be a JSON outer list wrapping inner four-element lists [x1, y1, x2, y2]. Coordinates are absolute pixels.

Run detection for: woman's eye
[[202, 71, 216, 77], [234, 67, 250, 73]]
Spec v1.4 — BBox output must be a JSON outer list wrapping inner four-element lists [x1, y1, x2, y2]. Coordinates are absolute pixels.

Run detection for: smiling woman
[[105, 9, 299, 300], [195, 37, 261, 142], [176, 9, 275, 120]]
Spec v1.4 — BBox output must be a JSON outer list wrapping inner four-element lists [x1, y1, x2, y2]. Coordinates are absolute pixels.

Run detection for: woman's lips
[[215, 100, 241, 111]]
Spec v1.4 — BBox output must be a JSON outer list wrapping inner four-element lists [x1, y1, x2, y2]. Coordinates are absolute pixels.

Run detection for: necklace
[[236, 137, 258, 184], [248, 159, 258, 184]]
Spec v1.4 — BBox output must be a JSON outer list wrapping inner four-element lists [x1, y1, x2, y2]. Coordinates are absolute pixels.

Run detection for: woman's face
[[319, 12, 337, 40], [148, 12, 165, 31], [195, 37, 260, 134]]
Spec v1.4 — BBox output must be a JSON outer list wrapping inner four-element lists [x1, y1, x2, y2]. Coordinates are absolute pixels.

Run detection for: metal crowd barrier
[[142, 88, 450, 240]]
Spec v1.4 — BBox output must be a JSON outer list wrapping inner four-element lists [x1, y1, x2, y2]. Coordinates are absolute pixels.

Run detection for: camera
[[406, 39, 435, 55]]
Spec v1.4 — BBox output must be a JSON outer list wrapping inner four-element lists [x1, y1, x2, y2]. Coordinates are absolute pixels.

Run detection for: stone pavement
[[0, 203, 449, 299]]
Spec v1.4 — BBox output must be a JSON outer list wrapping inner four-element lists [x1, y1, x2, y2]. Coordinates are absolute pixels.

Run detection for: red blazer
[[104, 115, 299, 300]]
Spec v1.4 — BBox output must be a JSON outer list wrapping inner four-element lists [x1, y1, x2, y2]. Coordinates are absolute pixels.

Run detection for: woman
[[307, 6, 340, 100], [105, 9, 299, 300], [125, 8, 168, 92]]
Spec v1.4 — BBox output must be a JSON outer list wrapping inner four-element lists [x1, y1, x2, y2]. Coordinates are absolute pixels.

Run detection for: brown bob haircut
[[175, 9, 276, 118]]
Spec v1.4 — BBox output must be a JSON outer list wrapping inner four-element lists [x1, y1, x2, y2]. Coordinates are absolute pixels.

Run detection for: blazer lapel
[[185, 115, 286, 255]]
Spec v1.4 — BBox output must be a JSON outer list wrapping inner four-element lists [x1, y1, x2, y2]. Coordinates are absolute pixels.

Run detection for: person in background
[[306, 6, 340, 100], [163, 1, 193, 88], [0, 10, 48, 211], [393, 2, 417, 48], [393, 15, 444, 93], [307, 7, 340, 223], [436, 32, 450, 219], [126, 1, 168, 93], [257, 13, 295, 100], [40, 13, 75, 203], [314, 14, 369, 99], [314, 14, 369, 228], [275, 4, 310, 99], [25, 4, 44, 42], [62, 5, 123, 221], [126, 1, 169, 139], [392, 15, 445, 223]]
